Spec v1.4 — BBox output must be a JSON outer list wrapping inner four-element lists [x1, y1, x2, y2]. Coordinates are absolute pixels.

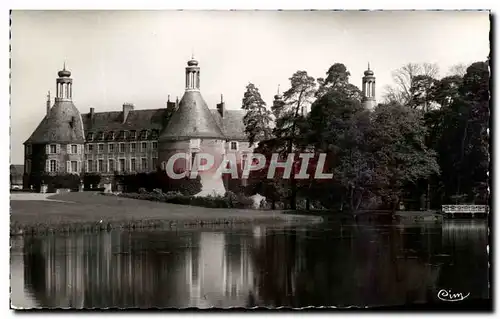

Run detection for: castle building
[[23, 59, 376, 193], [23, 58, 261, 194], [361, 63, 377, 109]]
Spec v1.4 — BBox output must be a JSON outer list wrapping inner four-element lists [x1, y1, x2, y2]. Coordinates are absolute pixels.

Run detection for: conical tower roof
[[159, 57, 225, 141], [25, 100, 85, 144], [25, 65, 85, 144], [159, 91, 225, 141]]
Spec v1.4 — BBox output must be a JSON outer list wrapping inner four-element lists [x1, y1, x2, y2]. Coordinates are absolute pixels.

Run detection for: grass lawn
[[10, 192, 322, 235]]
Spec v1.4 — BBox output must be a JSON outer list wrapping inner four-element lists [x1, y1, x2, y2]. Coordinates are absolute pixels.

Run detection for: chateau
[[23, 58, 376, 194]]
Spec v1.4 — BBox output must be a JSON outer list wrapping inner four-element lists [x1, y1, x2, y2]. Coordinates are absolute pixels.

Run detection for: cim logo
[[437, 289, 470, 302]]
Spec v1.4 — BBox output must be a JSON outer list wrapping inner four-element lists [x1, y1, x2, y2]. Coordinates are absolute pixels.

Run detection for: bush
[[115, 189, 256, 209], [83, 173, 101, 189], [116, 171, 202, 196]]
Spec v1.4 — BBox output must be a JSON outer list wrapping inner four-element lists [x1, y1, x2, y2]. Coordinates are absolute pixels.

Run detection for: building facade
[[23, 58, 260, 194], [23, 59, 376, 193]]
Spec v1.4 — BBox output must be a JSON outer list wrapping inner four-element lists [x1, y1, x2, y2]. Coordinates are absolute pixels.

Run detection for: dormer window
[[119, 130, 127, 140], [98, 132, 105, 141], [87, 132, 94, 141], [130, 130, 137, 140], [151, 129, 159, 139], [109, 131, 115, 140], [230, 141, 238, 150], [140, 130, 148, 139]]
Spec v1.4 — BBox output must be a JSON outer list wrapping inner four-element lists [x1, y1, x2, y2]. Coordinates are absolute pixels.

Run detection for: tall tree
[[316, 63, 362, 101], [383, 62, 439, 106], [274, 70, 317, 209], [241, 83, 273, 146], [368, 103, 440, 211]]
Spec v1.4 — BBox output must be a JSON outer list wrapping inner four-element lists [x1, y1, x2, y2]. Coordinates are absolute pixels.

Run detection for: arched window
[[161, 161, 167, 171]]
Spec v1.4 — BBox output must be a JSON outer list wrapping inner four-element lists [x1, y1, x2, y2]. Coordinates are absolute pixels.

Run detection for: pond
[[10, 219, 489, 308]]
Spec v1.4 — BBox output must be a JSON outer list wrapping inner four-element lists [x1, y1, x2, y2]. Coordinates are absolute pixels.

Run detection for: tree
[[276, 71, 317, 209], [308, 70, 369, 211], [448, 63, 468, 77], [368, 103, 440, 211], [316, 63, 362, 101], [242, 83, 273, 146], [383, 62, 439, 106]]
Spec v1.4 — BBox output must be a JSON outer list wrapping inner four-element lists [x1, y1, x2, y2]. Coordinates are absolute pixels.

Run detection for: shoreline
[[10, 192, 323, 236]]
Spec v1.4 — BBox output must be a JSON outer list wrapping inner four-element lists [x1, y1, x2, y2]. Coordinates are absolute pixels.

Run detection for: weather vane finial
[[368, 62, 370, 70], [277, 84, 280, 95], [191, 48, 194, 60], [63, 61, 66, 70]]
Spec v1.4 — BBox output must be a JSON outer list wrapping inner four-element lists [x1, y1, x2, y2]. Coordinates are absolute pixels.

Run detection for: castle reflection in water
[[13, 220, 490, 308]]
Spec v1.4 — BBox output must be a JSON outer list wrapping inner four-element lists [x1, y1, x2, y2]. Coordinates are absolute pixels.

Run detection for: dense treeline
[[242, 60, 490, 211]]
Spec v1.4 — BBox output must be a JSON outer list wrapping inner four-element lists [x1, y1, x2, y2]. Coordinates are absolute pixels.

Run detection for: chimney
[[166, 95, 176, 113], [175, 96, 179, 109], [46, 91, 51, 116], [122, 103, 134, 123], [216, 94, 225, 118], [89, 107, 95, 120]]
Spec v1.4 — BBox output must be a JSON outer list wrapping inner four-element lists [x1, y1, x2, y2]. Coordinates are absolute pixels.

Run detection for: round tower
[[362, 63, 376, 110], [159, 57, 226, 196], [24, 64, 85, 177]]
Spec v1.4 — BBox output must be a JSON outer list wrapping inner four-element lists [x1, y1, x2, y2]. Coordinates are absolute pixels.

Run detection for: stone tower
[[24, 64, 85, 179], [159, 57, 226, 196], [362, 63, 376, 110]]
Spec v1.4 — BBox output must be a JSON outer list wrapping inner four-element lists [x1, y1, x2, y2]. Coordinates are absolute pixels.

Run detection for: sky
[[10, 10, 490, 164]]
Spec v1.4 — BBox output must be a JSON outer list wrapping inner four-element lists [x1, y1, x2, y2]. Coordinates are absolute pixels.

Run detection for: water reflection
[[11, 219, 489, 308]]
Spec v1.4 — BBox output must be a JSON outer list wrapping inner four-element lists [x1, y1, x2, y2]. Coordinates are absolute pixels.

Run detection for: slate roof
[[25, 101, 86, 144], [82, 109, 168, 132], [159, 91, 225, 141], [27, 102, 247, 144], [211, 109, 247, 141]]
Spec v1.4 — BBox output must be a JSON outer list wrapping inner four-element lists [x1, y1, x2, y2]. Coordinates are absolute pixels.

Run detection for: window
[[87, 132, 94, 141], [49, 160, 57, 172], [230, 141, 238, 150], [241, 153, 249, 168], [98, 132, 104, 140], [119, 143, 126, 153], [88, 144, 94, 153], [141, 158, 148, 171], [98, 144, 104, 153], [151, 129, 159, 139], [108, 159, 115, 172], [130, 158, 136, 172], [141, 142, 147, 152], [190, 139, 200, 149], [130, 143, 136, 153], [26, 145, 32, 155], [152, 142, 158, 150], [25, 160, 31, 174], [108, 143, 114, 153], [71, 161, 78, 173], [98, 160, 104, 172], [119, 159, 125, 172], [140, 130, 148, 139], [130, 130, 137, 139], [50, 144, 57, 154], [119, 131, 126, 139], [161, 161, 167, 171], [71, 144, 78, 154], [110, 131, 115, 140], [152, 158, 158, 169], [87, 160, 93, 172]]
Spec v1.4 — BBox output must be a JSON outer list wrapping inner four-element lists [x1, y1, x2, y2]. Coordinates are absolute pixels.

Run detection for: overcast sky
[[10, 10, 490, 164]]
